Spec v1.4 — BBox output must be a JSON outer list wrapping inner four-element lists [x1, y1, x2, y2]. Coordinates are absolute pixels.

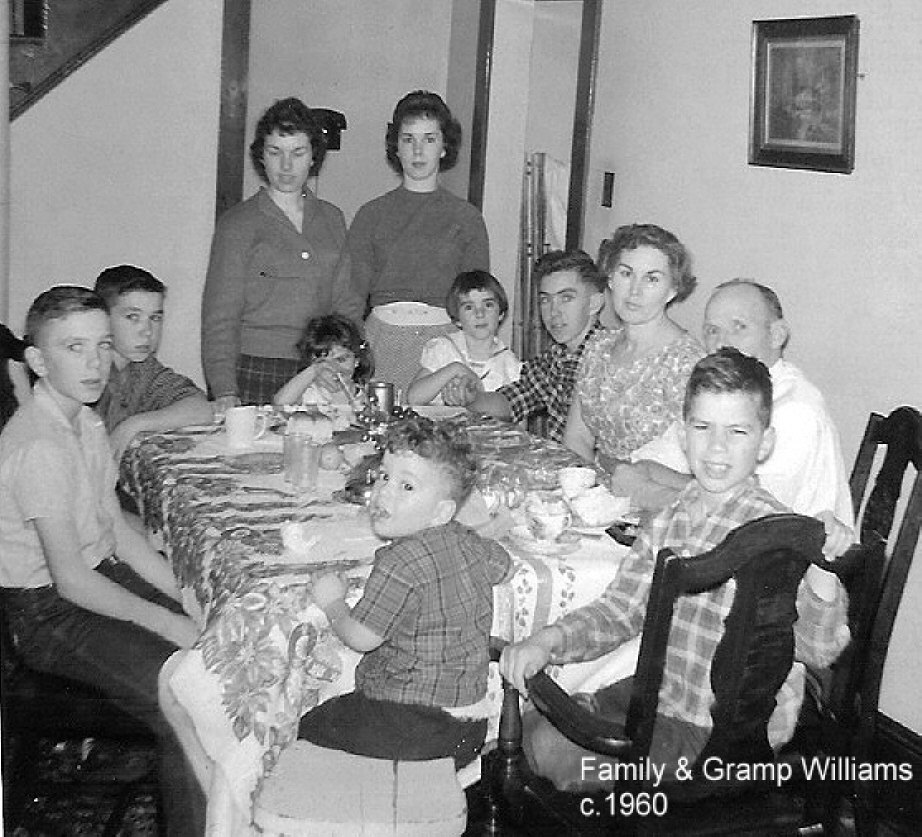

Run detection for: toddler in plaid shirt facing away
[[500, 347, 850, 791], [298, 415, 513, 768]]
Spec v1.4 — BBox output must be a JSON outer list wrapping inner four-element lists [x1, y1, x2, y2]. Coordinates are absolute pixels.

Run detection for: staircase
[[9, 0, 170, 119]]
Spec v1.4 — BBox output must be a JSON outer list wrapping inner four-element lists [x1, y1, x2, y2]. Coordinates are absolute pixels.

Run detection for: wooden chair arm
[[526, 670, 633, 761]]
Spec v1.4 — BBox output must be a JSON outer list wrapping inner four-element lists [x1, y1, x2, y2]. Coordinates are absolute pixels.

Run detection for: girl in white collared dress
[[407, 271, 521, 406]]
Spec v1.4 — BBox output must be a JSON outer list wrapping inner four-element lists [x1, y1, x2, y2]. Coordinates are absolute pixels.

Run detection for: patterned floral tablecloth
[[121, 420, 629, 833]]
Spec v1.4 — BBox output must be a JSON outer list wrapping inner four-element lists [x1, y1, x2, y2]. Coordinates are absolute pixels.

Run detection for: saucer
[[507, 526, 580, 556]]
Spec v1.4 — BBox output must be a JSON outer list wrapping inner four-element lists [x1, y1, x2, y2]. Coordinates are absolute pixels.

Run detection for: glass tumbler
[[284, 433, 321, 491]]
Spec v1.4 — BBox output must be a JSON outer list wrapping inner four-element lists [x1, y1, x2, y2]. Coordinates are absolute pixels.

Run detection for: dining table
[[120, 409, 640, 834]]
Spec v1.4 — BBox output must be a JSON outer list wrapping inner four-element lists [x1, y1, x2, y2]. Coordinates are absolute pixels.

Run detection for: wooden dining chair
[[0, 609, 160, 834], [849, 406, 922, 544], [478, 513, 863, 835], [845, 406, 922, 833]]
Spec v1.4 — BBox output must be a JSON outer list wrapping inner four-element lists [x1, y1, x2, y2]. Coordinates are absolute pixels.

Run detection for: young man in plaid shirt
[[442, 249, 607, 442], [300, 415, 513, 768], [500, 348, 850, 791]]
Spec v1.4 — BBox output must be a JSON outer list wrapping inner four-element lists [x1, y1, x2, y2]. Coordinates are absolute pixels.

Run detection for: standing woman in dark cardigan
[[348, 90, 490, 396], [202, 98, 362, 409]]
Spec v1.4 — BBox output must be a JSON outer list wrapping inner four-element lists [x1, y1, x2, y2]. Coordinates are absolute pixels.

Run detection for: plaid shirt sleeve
[[98, 358, 205, 432], [552, 521, 663, 664], [485, 538, 514, 584], [498, 345, 578, 442], [499, 354, 556, 425], [137, 362, 205, 413], [350, 542, 417, 638]]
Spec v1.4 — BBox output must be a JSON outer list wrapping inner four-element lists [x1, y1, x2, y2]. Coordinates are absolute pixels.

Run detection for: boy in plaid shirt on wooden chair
[[500, 347, 851, 790], [299, 415, 513, 768]]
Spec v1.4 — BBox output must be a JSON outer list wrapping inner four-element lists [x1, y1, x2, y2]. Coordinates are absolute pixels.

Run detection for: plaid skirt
[[236, 354, 302, 406]]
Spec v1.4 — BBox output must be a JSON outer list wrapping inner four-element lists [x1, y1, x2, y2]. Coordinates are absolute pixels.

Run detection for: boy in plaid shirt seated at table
[[442, 249, 606, 442], [300, 415, 513, 768], [500, 347, 851, 790], [94, 265, 212, 462]]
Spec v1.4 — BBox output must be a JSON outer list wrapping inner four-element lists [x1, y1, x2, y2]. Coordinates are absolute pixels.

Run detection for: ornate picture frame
[[749, 16, 859, 174]]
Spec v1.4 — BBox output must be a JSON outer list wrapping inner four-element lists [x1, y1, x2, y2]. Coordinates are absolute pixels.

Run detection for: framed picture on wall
[[749, 15, 859, 174]]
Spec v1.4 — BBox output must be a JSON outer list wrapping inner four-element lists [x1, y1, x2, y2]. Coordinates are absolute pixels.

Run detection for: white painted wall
[[584, 0, 922, 462], [246, 0, 454, 224], [8, 0, 223, 385], [484, 0, 581, 336], [481, 0, 535, 343], [584, 0, 922, 729], [525, 1, 581, 167]]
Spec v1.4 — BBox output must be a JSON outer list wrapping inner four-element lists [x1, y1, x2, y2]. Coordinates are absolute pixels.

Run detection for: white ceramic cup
[[225, 405, 268, 449], [558, 466, 597, 499], [525, 493, 572, 542]]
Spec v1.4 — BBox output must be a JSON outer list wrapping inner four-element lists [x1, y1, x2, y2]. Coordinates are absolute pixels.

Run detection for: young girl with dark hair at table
[[407, 270, 520, 406], [272, 313, 373, 409]]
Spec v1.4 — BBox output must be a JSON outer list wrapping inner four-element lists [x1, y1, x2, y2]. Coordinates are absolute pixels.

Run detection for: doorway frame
[[469, 0, 602, 250]]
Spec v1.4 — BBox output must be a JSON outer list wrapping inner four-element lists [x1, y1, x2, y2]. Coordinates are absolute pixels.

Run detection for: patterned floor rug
[[4, 737, 159, 836]]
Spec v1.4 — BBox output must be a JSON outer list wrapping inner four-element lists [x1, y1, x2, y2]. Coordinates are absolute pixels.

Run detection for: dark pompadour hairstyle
[[683, 347, 773, 428], [532, 249, 606, 293], [94, 265, 164, 308]]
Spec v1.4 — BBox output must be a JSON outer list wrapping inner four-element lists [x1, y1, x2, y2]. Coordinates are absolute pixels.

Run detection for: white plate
[[412, 405, 468, 420], [507, 525, 580, 556]]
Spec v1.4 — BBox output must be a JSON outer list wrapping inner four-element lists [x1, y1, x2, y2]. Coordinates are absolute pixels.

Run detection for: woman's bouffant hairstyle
[[296, 314, 373, 383], [597, 223, 697, 305], [445, 270, 509, 323], [250, 97, 327, 182], [383, 414, 478, 504], [385, 90, 462, 174]]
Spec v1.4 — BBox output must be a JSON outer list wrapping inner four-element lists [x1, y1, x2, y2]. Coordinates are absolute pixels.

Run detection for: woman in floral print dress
[[564, 224, 703, 471]]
